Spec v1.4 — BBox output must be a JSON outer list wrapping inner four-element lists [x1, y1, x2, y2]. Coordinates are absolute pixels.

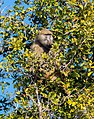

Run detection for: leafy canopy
[[0, 0, 94, 118]]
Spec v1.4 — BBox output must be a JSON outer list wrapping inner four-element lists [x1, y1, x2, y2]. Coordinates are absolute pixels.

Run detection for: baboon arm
[[30, 44, 44, 56]]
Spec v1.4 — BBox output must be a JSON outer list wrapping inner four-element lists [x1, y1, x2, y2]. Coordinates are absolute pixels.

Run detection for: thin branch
[[34, 83, 42, 119], [28, 94, 37, 106], [63, 37, 87, 71], [0, 6, 9, 14]]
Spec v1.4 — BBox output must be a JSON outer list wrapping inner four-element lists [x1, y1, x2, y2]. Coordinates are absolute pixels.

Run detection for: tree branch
[[34, 83, 42, 119]]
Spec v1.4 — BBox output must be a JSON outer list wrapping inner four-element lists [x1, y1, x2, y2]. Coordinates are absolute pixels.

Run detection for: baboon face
[[37, 34, 53, 46], [31, 29, 53, 55]]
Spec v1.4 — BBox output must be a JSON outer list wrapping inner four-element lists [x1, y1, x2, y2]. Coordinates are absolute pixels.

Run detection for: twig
[[63, 37, 86, 71], [34, 83, 42, 119]]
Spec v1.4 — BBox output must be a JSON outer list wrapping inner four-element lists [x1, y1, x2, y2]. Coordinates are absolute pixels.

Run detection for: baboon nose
[[47, 41, 51, 45]]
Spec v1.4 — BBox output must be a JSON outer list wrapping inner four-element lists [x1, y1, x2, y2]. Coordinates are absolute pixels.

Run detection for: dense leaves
[[0, 0, 94, 118]]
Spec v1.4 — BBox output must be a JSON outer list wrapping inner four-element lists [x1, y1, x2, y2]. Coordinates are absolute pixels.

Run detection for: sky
[[0, 0, 16, 114], [2, 0, 15, 9], [0, 0, 33, 95], [0, 0, 34, 114], [0, 0, 14, 16]]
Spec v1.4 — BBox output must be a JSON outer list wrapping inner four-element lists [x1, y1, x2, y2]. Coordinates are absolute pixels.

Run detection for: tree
[[0, 0, 94, 118]]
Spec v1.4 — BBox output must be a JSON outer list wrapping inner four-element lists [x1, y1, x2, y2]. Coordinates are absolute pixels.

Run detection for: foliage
[[0, 0, 94, 118]]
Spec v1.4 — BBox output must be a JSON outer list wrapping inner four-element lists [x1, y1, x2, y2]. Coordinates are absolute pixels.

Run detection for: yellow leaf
[[16, 91, 20, 95], [0, 63, 2, 68], [79, 4, 83, 9], [72, 102, 76, 106], [72, 38, 77, 43], [88, 71, 93, 76], [72, 0, 76, 2], [91, 66, 94, 68], [68, 99, 72, 105]]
